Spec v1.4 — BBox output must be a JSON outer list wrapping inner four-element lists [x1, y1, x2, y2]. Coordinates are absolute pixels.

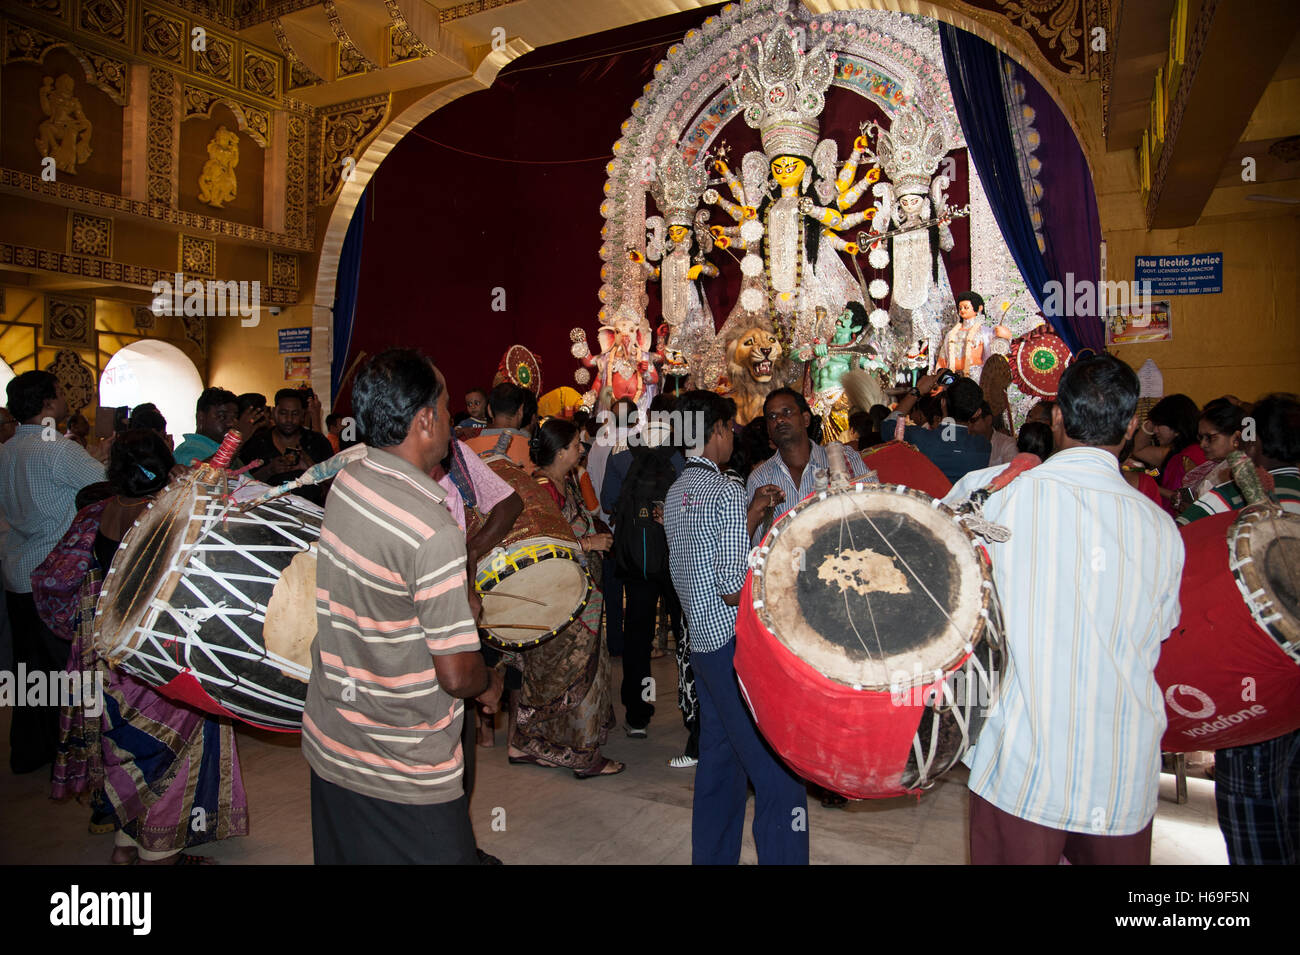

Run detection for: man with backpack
[[601, 402, 684, 739]]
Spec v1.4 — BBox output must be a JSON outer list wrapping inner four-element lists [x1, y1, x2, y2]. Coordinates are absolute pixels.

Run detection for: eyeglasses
[[765, 407, 799, 421]]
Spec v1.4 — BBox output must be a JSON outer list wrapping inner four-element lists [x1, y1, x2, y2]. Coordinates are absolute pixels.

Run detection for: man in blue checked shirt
[[664, 390, 808, 865]]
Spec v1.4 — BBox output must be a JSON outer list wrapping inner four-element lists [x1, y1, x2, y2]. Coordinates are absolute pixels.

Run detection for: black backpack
[[612, 447, 678, 581]]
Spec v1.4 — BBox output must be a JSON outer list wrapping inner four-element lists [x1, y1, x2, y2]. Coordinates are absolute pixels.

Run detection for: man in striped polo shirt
[[950, 355, 1185, 864], [304, 349, 503, 865]]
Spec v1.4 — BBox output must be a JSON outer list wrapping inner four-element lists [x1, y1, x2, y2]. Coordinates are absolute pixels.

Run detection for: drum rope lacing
[[116, 480, 318, 724], [833, 492, 1001, 789]]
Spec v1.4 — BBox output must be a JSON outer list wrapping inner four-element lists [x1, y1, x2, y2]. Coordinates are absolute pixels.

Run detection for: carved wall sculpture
[[182, 84, 269, 146], [0, 239, 298, 303], [194, 31, 236, 85], [197, 124, 239, 208], [45, 348, 97, 412], [147, 66, 177, 205], [179, 233, 216, 277], [141, 4, 187, 67], [324, 0, 378, 78], [285, 109, 309, 235], [385, 0, 436, 64], [35, 72, 93, 173], [3, 22, 128, 105], [44, 294, 96, 348], [316, 95, 389, 204], [68, 210, 112, 257], [269, 249, 298, 289]]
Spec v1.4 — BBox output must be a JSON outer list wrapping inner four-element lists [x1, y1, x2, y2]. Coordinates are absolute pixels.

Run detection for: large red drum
[[859, 441, 952, 499], [735, 482, 1003, 798], [1156, 505, 1300, 751]]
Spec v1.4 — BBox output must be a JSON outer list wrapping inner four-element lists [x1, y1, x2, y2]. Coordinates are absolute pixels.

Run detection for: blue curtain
[[330, 189, 368, 399], [939, 24, 1095, 354]]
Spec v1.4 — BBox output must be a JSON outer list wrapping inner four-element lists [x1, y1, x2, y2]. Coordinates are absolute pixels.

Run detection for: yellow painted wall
[[207, 303, 327, 406], [0, 286, 204, 413], [1103, 217, 1299, 404], [1086, 112, 1300, 405]]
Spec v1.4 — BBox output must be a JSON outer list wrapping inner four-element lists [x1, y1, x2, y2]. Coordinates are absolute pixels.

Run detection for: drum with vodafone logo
[[1156, 505, 1300, 751]]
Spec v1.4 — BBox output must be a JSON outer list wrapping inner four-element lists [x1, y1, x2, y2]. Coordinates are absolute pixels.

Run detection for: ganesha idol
[[570, 308, 658, 408]]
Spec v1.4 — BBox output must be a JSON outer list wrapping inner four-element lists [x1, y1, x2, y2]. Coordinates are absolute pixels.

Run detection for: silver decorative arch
[[597, 0, 963, 328]]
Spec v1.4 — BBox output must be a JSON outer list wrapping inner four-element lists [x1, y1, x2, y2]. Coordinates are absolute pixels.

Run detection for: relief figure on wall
[[198, 126, 240, 209], [35, 74, 93, 174]]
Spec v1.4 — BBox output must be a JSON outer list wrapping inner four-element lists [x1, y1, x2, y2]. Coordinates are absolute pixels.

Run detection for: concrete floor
[[0, 654, 1228, 865]]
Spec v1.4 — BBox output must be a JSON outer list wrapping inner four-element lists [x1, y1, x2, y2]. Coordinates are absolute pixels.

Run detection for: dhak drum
[[736, 475, 1003, 799], [859, 440, 953, 500], [1156, 505, 1300, 751], [94, 462, 322, 732], [474, 455, 593, 649]]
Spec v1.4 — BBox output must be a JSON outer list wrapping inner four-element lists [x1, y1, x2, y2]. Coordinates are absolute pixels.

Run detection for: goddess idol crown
[[873, 103, 948, 197], [730, 8, 835, 162], [650, 143, 709, 228]]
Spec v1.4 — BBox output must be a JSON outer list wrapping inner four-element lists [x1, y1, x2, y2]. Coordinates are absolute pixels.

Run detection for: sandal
[[507, 751, 562, 770], [89, 811, 116, 836], [574, 756, 625, 779]]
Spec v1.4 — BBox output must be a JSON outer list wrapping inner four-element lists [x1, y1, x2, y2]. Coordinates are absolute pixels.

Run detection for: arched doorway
[[99, 340, 203, 441]]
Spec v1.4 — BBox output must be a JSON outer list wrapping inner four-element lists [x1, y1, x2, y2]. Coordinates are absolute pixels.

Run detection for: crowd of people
[[2, 348, 1297, 866]]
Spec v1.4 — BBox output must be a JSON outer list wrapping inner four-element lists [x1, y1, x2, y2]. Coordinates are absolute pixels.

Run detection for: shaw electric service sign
[[1134, 253, 1223, 295]]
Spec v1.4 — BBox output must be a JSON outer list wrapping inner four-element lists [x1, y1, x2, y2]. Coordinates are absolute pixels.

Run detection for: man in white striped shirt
[[943, 355, 1184, 864]]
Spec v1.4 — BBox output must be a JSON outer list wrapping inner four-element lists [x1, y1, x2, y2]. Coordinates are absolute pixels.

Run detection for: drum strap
[[447, 438, 478, 513]]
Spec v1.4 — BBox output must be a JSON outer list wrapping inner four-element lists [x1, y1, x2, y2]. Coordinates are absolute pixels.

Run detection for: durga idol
[[703, 17, 877, 354]]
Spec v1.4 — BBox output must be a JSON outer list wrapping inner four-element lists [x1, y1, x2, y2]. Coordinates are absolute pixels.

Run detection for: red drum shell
[[737, 577, 980, 797], [734, 482, 1002, 799], [1156, 510, 1300, 751], [859, 441, 952, 500]]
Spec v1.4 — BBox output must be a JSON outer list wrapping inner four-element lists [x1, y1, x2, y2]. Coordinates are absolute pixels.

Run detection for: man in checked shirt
[[664, 390, 808, 865]]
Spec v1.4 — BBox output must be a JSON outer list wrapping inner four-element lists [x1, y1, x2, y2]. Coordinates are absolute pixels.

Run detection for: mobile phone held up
[[936, 369, 957, 389]]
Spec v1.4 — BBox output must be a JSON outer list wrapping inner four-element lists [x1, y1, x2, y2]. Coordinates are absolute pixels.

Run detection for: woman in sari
[[505, 417, 623, 778], [1180, 398, 1247, 503], [1130, 394, 1205, 516], [35, 429, 248, 864]]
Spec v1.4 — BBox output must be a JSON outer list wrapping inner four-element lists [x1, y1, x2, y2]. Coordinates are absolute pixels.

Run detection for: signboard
[[284, 356, 311, 383], [278, 327, 312, 353], [1134, 253, 1222, 295], [1106, 301, 1172, 346]]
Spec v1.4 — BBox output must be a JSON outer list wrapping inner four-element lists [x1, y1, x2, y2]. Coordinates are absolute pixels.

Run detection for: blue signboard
[[1134, 253, 1222, 295], [278, 327, 312, 353]]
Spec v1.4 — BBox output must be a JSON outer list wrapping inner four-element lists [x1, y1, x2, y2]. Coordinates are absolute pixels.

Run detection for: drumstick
[[479, 591, 548, 606], [490, 623, 553, 631], [236, 445, 369, 511]]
